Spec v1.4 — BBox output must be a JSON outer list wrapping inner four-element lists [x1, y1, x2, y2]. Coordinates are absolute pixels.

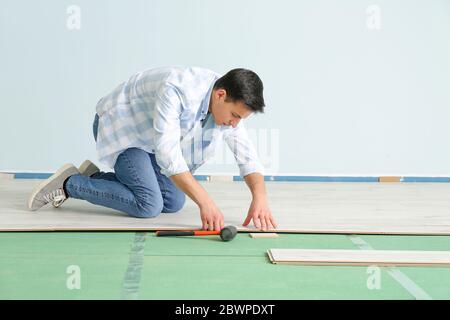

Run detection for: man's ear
[[217, 89, 227, 100]]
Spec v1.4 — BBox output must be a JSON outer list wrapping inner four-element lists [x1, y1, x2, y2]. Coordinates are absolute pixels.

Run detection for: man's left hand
[[242, 198, 277, 231]]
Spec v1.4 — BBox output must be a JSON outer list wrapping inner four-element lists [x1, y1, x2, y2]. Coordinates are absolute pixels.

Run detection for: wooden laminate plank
[[268, 249, 450, 267], [249, 233, 279, 238]]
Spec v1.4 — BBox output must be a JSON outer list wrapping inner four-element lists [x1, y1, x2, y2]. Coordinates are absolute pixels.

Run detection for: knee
[[132, 196, 164, 218], [163, 193, 186, 213]]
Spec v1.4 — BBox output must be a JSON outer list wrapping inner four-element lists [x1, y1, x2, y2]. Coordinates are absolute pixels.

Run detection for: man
[[28, 66, 277, 231]]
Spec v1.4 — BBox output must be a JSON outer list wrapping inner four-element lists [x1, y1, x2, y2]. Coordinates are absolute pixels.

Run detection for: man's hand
[[242, 197, 277, 231], [242, 172, 277, 230], [170, 172, 224, 231], [199, 200, 225, 231]]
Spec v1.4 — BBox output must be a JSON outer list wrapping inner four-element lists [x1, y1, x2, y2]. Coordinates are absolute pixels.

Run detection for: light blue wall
[[1, 0, 449, 176]]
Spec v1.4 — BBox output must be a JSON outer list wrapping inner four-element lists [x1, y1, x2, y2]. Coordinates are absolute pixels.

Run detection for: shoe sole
[[27, 163, 78, 211]]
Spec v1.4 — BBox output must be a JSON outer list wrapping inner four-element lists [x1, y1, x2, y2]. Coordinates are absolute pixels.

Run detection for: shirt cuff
[[155, 151, 190, 178], [239, 161, 265, 178], [159, 162, 190, 178]]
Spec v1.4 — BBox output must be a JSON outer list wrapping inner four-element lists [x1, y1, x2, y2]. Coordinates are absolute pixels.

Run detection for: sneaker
[[52, 160, 100, 208], [78, 160, 100, 177], [27, 164, 79, 211]]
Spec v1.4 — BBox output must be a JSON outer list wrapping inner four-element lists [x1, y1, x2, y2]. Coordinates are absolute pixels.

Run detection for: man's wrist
[[252, 192, 267, 202], [198, 196, 214, 209]]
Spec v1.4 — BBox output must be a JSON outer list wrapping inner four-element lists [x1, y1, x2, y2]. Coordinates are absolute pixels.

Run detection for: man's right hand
[[199, 200, 225, 231]]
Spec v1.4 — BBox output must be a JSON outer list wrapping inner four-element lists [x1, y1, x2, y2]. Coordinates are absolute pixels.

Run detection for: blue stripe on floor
[[401, 177, 450, 183], [192, 175, 210, 181], [234, 176, 379, 182], [13, 173, 52, 179], [6, 173, 450, 183]]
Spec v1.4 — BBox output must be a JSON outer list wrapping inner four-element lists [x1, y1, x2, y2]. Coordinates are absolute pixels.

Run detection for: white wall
[[1, 0, 449, 176]]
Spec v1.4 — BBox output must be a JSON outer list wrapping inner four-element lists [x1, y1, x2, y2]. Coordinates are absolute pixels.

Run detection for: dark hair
[[213, 68, 265, 113]]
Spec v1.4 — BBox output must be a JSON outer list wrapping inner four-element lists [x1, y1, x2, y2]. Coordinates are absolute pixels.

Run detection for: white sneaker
[[28, 164, 79, 211], [52, 160, 100, 208], [78, 160, 100, 177]]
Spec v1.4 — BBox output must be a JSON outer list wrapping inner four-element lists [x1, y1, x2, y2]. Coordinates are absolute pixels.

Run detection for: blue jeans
[[64, 114, 186, 218]]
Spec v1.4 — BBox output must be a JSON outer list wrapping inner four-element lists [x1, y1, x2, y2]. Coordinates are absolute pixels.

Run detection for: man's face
[[209, 89, 253, 128]]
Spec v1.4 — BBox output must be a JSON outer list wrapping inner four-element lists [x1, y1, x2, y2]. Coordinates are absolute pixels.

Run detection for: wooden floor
[[1, 179, 450, 234]]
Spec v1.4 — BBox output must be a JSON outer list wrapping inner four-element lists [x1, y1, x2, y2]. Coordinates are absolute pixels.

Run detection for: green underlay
[[0, 232, 449, 299], [356, 234, 450, 300]]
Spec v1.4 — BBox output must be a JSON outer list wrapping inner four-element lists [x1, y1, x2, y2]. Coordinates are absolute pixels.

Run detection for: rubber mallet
[[156, 225, 238, 241]]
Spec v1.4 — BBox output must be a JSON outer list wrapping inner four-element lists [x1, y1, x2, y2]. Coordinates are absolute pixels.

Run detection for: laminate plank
[[268, 249, 450, 267]]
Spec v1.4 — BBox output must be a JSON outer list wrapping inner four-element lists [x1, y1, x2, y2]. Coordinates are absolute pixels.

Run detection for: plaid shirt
[[95, 66, 264, 178]]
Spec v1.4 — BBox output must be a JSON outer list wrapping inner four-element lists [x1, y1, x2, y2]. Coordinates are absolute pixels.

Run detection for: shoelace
[[43, 189, 66, 205], [52, 196, 66, 207]]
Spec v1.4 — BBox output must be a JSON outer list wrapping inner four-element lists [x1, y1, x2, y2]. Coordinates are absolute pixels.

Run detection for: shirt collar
[[198, 81, 215, 121]]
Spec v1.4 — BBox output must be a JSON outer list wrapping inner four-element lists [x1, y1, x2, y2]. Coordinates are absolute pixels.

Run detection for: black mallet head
[[220, 226, 238, 241]]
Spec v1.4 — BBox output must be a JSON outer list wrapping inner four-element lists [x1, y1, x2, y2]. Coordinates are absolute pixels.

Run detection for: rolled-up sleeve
[[224, 120, 265, 178], [153, 84, 190, 177]]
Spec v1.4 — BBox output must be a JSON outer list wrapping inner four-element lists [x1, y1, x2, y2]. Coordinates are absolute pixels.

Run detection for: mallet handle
[[156, 230, 220, 237]]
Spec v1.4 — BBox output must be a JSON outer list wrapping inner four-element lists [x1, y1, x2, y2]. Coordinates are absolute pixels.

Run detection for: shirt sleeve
[[224, 120, 265, 178], [153, 84, 190, 177]]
